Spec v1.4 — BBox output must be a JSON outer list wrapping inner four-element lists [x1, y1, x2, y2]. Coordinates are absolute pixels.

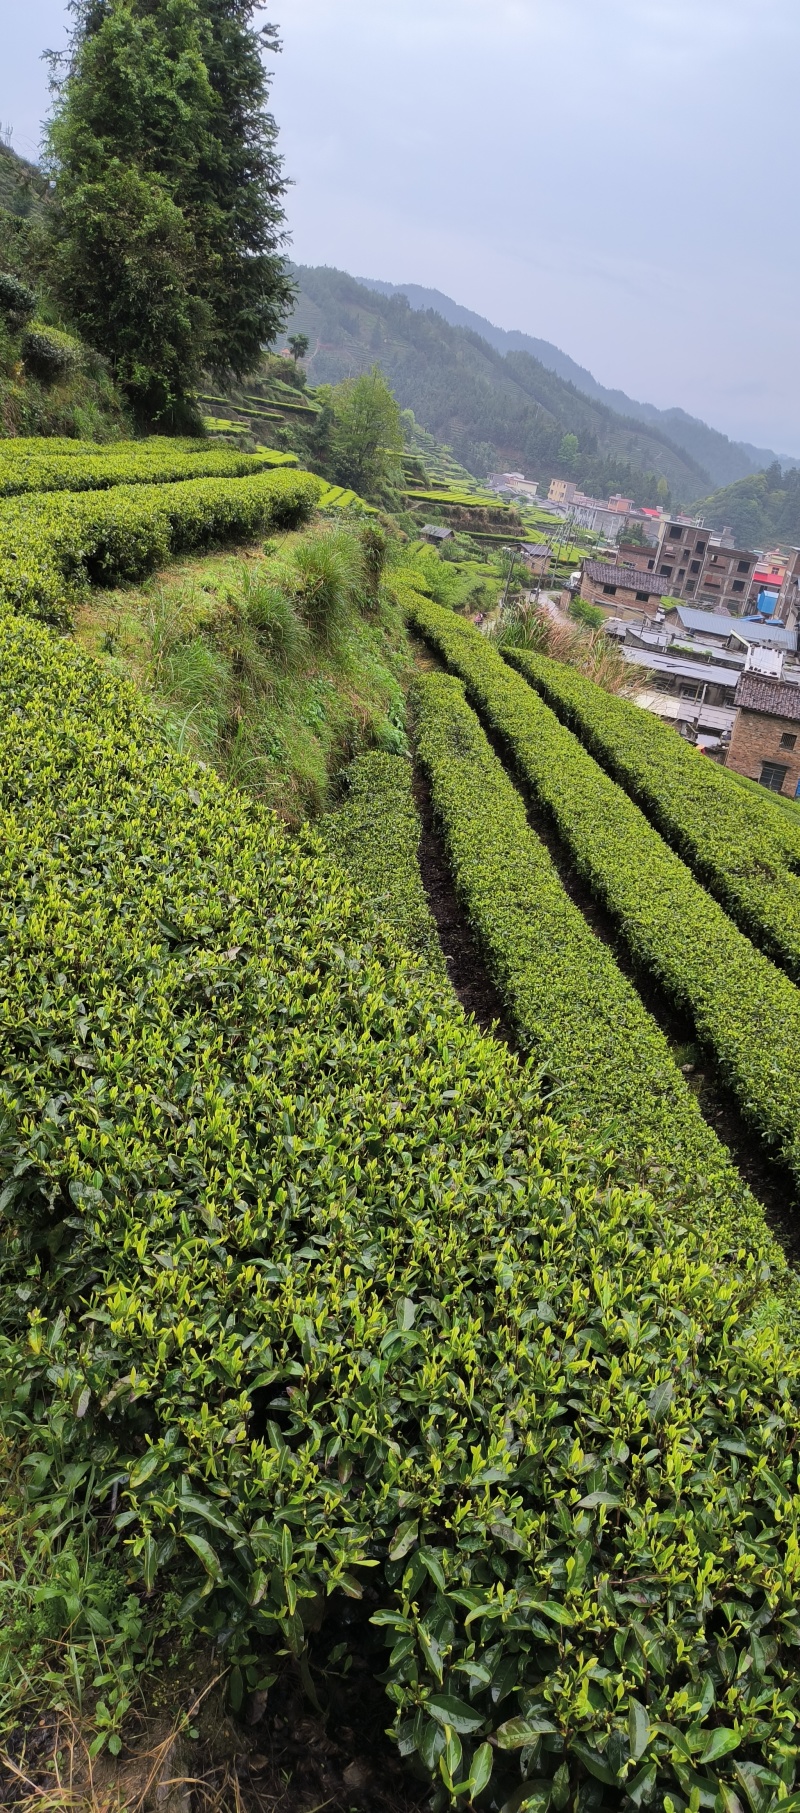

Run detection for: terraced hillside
[[285, 266, 713, 502], [2, 441, 800, 1813]]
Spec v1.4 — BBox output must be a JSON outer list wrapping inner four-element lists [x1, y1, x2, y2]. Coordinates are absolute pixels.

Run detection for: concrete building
[[487, 472, 539, 502], [616, 540, 658, 575], [548, 479, 577, 505], [655, 521, 711, 597], [654, 519, 757, 609], [697, 543, 757, 611], [726, 675, 800, 795], [777, 551, 800, 629], [579, 559, 673, 619]]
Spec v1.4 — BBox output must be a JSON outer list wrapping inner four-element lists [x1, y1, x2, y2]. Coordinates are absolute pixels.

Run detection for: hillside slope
[[360, 276, 799, 485], [285, 266, 712, 505]]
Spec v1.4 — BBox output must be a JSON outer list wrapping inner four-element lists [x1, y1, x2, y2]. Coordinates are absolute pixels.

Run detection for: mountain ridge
[[286, 264, 714, 505], [357, 277, 799, 489]]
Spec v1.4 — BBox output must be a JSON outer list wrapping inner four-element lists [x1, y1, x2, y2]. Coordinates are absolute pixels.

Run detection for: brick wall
[[726, 709, 800, 796], [581, 575, 662, 619]]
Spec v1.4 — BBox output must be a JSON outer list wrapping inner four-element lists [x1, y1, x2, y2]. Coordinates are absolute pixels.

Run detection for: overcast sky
[[3, 0, 799, 454]]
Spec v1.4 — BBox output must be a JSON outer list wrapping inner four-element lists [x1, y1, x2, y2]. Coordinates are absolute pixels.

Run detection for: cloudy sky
[[4, 0, 799, 453]]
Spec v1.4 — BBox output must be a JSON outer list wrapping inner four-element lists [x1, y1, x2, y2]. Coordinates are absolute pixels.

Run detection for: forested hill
[[693, 464, 800, 548], [285, 265, 713, 506], [360, 276, 799, 488]]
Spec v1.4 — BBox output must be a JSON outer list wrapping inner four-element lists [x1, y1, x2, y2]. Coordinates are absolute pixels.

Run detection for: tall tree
[[329, 366, 403, 500], [45, 0, 293, 426]]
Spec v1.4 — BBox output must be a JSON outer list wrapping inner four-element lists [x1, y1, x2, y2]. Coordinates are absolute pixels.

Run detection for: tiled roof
[[735, 675, 800, 721], [584, 561, 672, 595]]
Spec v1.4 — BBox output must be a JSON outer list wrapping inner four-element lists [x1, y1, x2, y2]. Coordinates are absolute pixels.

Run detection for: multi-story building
[[548, 479, 578, 505], [654, 521, 711, 598], [655, 520, 757, 608], [697, 543, 757, 611]]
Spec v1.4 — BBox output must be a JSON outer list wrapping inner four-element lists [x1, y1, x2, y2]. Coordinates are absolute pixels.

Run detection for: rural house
[[579, 558, 672, 619], [726, 675, 800, 795]]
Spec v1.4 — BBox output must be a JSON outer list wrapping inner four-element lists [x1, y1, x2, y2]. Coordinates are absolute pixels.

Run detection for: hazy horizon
[[3, 0, 799, 455]]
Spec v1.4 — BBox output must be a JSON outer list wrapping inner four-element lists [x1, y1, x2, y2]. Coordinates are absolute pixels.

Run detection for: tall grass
[[491, 599, 640, 696]]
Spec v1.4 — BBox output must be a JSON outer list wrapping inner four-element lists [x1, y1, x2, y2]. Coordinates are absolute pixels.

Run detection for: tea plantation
[[2, 440, 800, 1813]]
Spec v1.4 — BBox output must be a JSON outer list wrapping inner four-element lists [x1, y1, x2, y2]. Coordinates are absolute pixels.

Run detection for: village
[[482, 470, 800, 797]]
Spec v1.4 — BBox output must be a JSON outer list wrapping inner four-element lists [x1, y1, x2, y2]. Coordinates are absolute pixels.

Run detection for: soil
[[0, 1625, 428, 1813], [413, 762, 517, 1047]]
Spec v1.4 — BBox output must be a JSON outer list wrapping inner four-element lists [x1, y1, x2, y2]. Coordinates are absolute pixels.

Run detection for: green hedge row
[[412, 669, 780, 1267], [0, 440, 296, 498], [506, 648, 800, 984], [3, 615, 800, 1806], [407, 595, 800, 1190], [320, 751, 448, 979], [0, 467, 322, 624]]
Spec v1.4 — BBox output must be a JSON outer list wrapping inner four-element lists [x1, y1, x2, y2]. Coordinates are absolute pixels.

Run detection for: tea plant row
[[0, 440, 296, 499], [507, 649, 800, 984], [320, 751, 447, 978], [407, 596, 800, 1195], [0, 467, 321, 624], [2, 612, 800, 1808], [411, 668, 785, 1280]]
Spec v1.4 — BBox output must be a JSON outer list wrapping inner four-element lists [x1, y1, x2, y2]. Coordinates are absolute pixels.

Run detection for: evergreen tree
[[46, 0, 292, 426]]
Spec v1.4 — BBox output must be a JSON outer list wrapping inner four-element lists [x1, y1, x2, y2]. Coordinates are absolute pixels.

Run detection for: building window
[[635, 591, 650, 602], [647, 559, 655, 570], [690, 560, 701, 574], [737, 559, 750, 573], [732, 580, 745, 593], [602, 584, 616, 595], [695, 542, 706, 555], [685, 582, 695, 594], [780, 732, 798, 750], [669, 526, 683, 540], [659, 565, 673, 577], [760, 761, 789, 793], [679, 684, 702, 700]]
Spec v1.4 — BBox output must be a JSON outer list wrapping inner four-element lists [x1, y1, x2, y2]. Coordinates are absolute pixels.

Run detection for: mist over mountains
[[359, 278, 799, 491]]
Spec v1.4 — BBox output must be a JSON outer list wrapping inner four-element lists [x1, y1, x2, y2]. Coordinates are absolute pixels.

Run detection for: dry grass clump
[[491, 600, 642, 695]]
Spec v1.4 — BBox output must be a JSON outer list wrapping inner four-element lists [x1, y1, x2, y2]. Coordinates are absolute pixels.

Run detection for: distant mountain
[[285, 265, 713, 506], [358, 278, 799, 489]]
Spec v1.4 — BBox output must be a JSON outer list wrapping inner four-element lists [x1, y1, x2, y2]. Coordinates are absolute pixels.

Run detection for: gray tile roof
[[734, 675, 800, 720], [584, 561, 672, 595]]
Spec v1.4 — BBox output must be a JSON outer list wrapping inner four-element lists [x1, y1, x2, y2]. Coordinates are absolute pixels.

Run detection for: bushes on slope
[[2, 617, 800, 1805], [0, 467, 322, 624], [412, 670, 779, 1266], [407, 596, 800, 1191], [0, 440, 297, 497], [321, 751, 447, 978], [505, 647, 800, 983]]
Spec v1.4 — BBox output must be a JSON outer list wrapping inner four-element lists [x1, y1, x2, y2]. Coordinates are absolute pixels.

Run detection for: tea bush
[[411, 670, 783, 1273], [505, 649, 800, 984], [21, 322, 84, 382], [320, 751, 447, 977], [0, 440, 297, 498], [2, 616, 800, 1809], [0, 467, 322, 624], [406, 596, 800, 1191]]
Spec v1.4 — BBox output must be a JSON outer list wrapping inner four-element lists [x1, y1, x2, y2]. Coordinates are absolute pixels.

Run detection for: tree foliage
[[45, 0, 293, 426], [328, 365, 403, 499]]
